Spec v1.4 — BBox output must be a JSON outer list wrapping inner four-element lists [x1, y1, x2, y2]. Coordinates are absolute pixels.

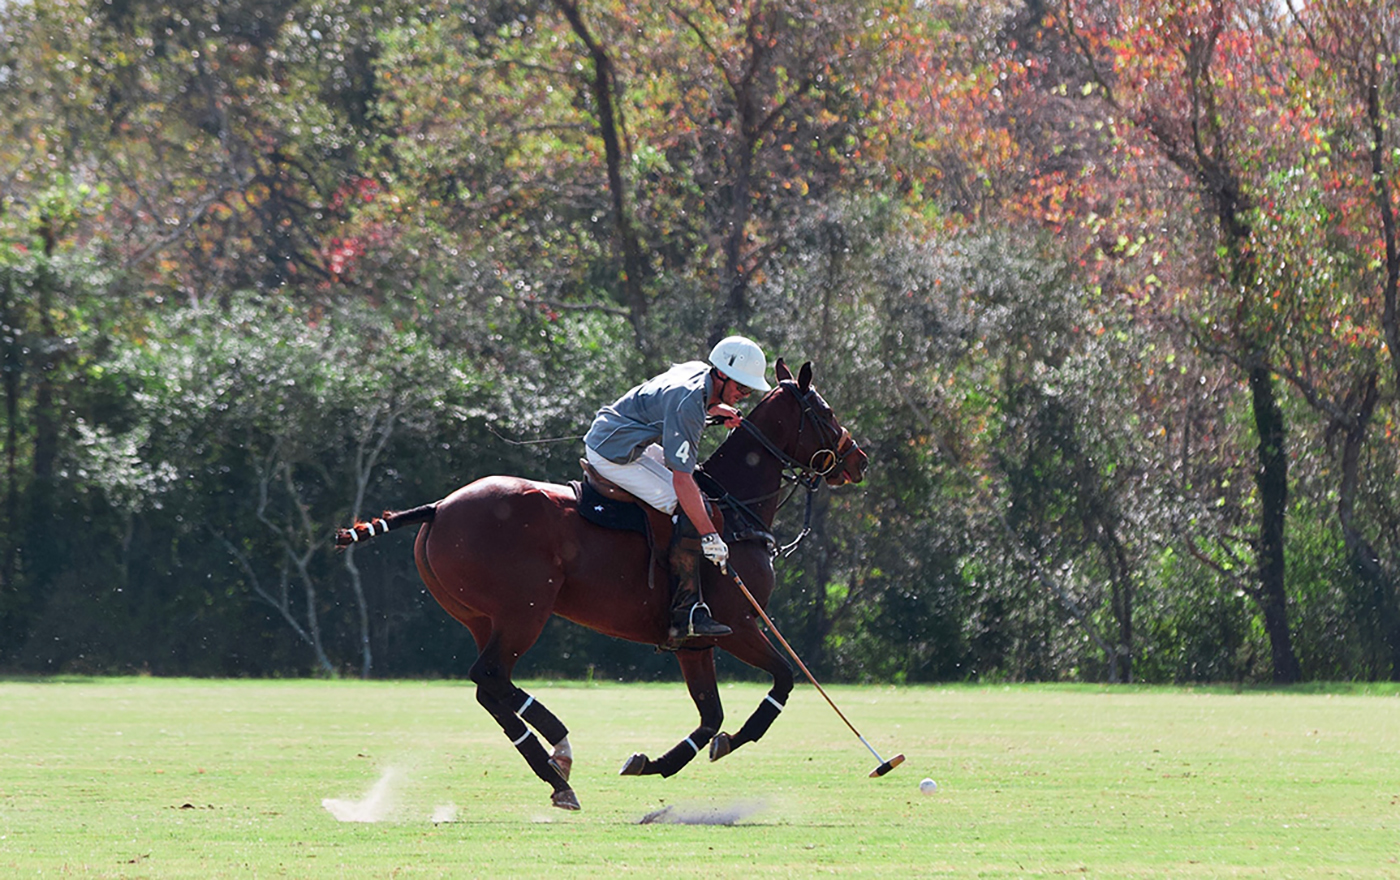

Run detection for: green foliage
[[2, 0, 1399, 685]]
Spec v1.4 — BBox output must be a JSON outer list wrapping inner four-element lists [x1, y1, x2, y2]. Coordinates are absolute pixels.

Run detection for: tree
[[0, 172, 133, 663], [1042, 0, 1400, 681], [118, 296, 484, 675], [1278, 0, 1400, 677], [1052, 0, 1308, 681], [370, 0, 903, 358]]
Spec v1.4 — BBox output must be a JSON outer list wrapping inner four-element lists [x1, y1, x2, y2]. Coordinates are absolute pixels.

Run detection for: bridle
[[739, 382, 861, 483], [702, 380, 862, 556]]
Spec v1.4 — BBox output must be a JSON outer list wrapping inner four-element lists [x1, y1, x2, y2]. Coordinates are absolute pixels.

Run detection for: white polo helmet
[[708, 335, 771, 392]]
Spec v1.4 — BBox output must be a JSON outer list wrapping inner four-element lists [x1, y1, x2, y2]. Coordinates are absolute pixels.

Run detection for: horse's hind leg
[[418, 499, 577, 807], [460, 622, 570, 773], [707, 628, 794, 762], [469, 634, 579, 810], [507, 684, 573, 782], [619, 648, 723, 778]]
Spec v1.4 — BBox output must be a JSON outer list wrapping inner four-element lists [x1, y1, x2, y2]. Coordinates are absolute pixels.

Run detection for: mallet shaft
[[728, 568, 896, 767]]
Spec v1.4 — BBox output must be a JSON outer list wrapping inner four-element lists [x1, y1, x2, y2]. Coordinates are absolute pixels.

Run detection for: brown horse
[[335, 359, 867, 810]]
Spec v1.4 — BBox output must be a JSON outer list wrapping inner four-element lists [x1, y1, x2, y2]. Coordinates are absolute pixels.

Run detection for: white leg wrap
[[684, 736, 700, 754], [518, 694, 535, 715], [765, 694, 785, 711], [511, 729, 531, 746]]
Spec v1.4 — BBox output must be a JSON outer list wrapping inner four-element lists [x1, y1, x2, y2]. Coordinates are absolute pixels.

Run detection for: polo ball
[[919, 777, 938, 795]]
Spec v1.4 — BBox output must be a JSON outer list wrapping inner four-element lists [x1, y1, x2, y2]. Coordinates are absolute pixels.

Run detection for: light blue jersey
[[584, 362, 714, 473]]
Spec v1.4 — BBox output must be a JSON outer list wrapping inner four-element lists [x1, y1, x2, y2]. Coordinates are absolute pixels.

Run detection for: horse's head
[[747, 359, 868, 487]]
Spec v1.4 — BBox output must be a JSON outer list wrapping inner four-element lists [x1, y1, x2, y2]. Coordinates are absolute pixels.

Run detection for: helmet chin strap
[[707, 367, 725, 406], [708, 369, 745, 407]]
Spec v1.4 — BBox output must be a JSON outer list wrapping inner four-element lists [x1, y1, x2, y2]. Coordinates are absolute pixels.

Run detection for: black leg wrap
[[511, 687, 569, 745], [515, 732, 570, 793], [479, 689, 531, 741], [730, 691, 785, 750], [477, 687, 569, 792], [650, 728, 714, 778]]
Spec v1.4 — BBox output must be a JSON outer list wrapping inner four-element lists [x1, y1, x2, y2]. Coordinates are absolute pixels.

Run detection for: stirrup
[[673, 601, 732, 638]]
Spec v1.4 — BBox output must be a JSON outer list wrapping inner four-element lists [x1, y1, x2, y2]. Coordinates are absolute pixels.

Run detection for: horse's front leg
[[619, 648, 723, 778], [707, 627, 794, 762]]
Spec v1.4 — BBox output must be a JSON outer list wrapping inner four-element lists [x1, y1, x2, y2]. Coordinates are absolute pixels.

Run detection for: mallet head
[[869, 753, 905, 778]]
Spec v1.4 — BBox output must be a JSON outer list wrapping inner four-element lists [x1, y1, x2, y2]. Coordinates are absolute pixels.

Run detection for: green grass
[[2, 678, 1399, 877]]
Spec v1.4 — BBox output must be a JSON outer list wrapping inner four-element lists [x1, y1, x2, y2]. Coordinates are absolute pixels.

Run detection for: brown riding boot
[[668, 519, 732, 639]]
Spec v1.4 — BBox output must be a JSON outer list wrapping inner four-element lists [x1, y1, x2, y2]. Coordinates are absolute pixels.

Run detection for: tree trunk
[[709, 42, 763, 347], [1101, 524, 1133, 683], [343, 404, 400, 680], [1249, 363, 1300, 683], [0, 270, 18, 647], [342, 545, 374, 680], [711, 141, 755, 347], [1361, 79, 1400, 393], [553, 0, 654, 363], [17, 237, 63, 652], [1334, 372, 1400, 679]]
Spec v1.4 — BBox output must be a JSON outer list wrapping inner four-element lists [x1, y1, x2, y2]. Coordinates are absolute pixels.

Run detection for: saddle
[[573, 460, 724, 585]]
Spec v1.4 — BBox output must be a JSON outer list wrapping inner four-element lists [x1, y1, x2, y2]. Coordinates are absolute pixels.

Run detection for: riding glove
[[700, 533, 729, 568]]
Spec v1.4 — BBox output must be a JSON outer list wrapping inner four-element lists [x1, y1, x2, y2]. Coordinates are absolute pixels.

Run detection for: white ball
[[919, 777, 938, 795]]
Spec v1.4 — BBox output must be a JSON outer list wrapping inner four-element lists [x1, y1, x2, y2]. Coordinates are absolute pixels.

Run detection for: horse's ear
[[798, 361, 813, 392], [775, 358, 793, 383]]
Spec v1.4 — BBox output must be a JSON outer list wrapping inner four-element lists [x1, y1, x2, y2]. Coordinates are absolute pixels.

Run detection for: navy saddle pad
[[573, 480, 650, 535]]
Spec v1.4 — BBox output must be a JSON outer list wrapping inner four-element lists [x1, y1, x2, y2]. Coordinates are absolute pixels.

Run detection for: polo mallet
[[725, 567, 905, 778]]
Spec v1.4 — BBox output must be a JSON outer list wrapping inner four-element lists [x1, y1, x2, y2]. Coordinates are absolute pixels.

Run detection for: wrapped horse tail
[[334, 503, 437, 547]]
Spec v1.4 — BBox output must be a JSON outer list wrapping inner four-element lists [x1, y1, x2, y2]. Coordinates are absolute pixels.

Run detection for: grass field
[[2, 677, 1398, 878]]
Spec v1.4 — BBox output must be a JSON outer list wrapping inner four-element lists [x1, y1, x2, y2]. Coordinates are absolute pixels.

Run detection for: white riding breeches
[[585, 444, 678, 515]]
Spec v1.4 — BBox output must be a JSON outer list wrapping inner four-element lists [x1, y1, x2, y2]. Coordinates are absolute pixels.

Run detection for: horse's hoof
[[549, 753, 573, 783], [619, 753, 649, 776], [551, 789, 581, 811], [709, 732, 732, 762]]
